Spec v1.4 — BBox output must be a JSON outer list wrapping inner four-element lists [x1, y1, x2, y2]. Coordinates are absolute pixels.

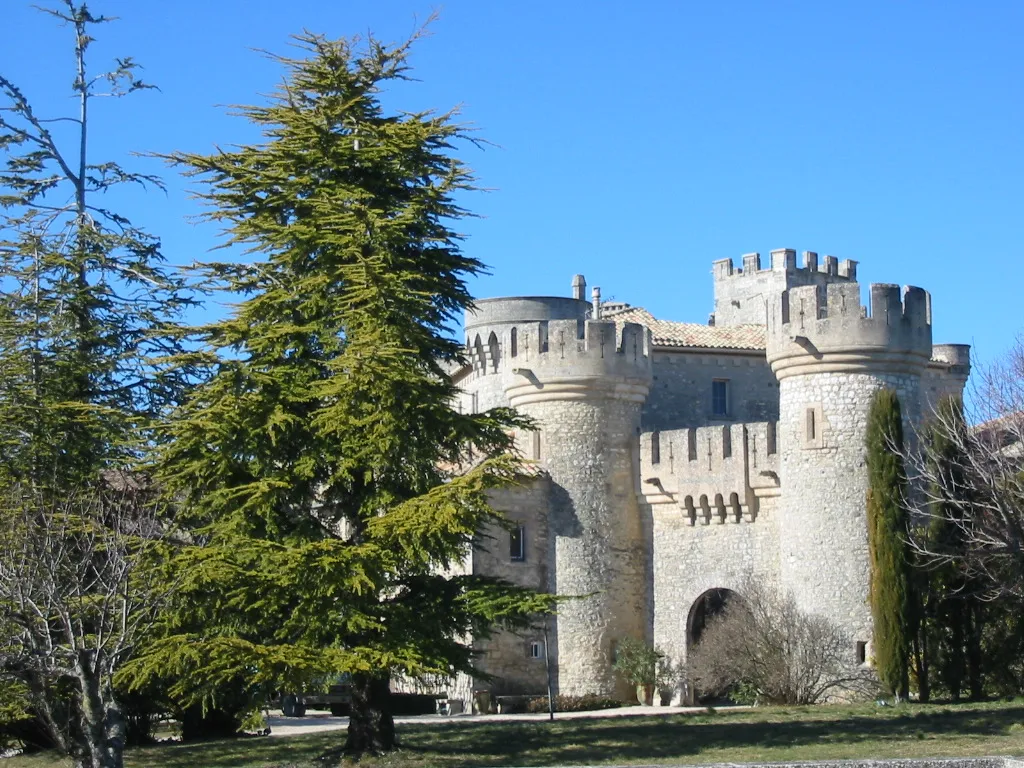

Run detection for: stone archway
[[687, 587, 737, 648], [686, 588, 740, 704]]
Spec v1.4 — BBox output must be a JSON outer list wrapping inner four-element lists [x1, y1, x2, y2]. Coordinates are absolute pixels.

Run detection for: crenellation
[[458, 260, 969, 705], [771, 248, 797, 271]]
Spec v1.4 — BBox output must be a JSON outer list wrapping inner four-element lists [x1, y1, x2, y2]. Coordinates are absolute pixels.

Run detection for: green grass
[[7, 699, 1024, 768]]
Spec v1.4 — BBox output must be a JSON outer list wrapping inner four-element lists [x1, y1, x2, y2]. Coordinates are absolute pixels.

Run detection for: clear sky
[[5, 1, 1023, 368]]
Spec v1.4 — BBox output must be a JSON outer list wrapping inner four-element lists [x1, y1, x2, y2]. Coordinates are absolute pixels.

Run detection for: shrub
[[525, 694, 622, 713], [688, 583, 877, 705], [612, 637, 663, 687]]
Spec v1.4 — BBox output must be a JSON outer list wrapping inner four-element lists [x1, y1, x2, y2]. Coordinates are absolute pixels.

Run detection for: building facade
[[454, 249, 971, 703]]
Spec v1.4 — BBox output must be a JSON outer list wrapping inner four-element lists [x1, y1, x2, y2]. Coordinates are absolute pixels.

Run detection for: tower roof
[[602, 305, 766, 351]]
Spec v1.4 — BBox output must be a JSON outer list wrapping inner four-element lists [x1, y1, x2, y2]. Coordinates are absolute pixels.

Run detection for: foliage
[[525, 694, 621, 713], [903, 336, 1024, 599], [611, 637, 663, 688], [120, 27, 555, 756], [866, 388, 911, 701], [0, 4, 193, 767], [0, 2, 194, 492], [904, 370, 1024, 700], [688, 584, 876, 705], [0, 485, 175, 768]]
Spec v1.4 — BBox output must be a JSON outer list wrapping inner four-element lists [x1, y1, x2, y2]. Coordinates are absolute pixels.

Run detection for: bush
[[688, 584, 877, 705], [525, 694, 622, 713], [612, 637, 663, 687]]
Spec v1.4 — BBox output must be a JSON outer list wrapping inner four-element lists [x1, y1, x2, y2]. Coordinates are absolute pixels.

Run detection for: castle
[[453, 249, 971, 704]]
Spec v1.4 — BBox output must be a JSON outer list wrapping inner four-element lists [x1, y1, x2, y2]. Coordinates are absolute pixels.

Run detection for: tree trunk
[[345, 672, 395, 755], [75, 654, 125, 768], [966, 603, 984, 700]]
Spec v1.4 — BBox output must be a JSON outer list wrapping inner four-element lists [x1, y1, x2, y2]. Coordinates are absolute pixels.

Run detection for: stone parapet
[[766, 282, 933, 379], [504, 319, 652, 407], [639, 422, 779, 525]]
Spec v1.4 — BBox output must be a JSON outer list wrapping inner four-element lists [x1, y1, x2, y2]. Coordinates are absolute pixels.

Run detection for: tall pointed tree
[[125, 30, 555, 754], [866, 388, 911, 701]]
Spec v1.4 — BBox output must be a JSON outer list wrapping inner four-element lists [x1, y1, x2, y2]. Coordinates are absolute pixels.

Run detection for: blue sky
[[4, 1, 1023, 367]]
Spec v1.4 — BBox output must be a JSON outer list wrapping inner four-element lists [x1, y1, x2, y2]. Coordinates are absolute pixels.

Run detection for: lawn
[[7, 699, 1024, 768]]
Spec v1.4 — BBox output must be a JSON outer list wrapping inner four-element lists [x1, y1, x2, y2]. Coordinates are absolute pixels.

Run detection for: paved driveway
[[264, 704, 733, 738]]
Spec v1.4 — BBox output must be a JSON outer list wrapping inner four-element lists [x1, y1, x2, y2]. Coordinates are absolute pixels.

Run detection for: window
[[856, 641, 867, 665], [510, 327, 518, 358], [803, 404, 824, 449], [651, 431, 660, 464], [712, 380, 729, 417], [510, 525, 525, 561], [531, 430, 542, 461], [529, 641, 544, 659]]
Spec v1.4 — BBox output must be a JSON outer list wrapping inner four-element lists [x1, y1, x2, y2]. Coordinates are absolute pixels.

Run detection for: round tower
[[464, 293, 653, 698], [765, 280, 932, 660]]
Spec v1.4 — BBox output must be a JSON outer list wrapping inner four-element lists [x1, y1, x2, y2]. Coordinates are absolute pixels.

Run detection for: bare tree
[[0, 484, 173, 768], [688, 584, 876, 705], [903, 336, 1024, 599]]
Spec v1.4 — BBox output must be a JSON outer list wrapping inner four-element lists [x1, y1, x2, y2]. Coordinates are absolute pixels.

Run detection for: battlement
[[501, 318, 652, 406], [712, 249, 858, 327], [638, 422, 779, 524], [713, 249, 858, 282], [766, 281, 933, 378], [932, 343, 971, 372]]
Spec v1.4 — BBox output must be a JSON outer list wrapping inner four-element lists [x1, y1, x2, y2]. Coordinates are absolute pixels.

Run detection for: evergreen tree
[[123, 30, 555, 754], [0, 2, 194, 490], [0, 3, 193, 766], [866, 388, 911, 701], [921, 395, 988, 700]]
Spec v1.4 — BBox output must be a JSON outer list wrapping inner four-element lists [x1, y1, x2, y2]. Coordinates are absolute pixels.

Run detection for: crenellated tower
[[765, 279, 933, 658], [464, 290, 653, 699]]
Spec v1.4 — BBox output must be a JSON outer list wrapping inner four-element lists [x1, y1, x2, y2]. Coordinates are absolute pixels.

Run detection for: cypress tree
[[123, 30, 555, 754], [866, 388, 911, 701]]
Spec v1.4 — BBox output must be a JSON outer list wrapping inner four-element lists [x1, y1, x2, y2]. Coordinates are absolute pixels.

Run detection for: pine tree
[[123, 30, 555, 754], [866, 388, 911, 701]]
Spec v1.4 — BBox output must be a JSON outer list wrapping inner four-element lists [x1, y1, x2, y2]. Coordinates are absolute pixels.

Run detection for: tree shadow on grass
[[122, 704, 1024, 768], [394, 705, 1024, 767]]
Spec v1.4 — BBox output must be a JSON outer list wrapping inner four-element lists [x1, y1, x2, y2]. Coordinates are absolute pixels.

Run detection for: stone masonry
[[453, 249, 970, 704]]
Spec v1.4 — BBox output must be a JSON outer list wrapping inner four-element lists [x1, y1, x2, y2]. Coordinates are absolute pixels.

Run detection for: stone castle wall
[[518, 394, 647, 698], [776, 371, 922, 650], [452, 259, 970, 702], [645, 351, 778, 430]]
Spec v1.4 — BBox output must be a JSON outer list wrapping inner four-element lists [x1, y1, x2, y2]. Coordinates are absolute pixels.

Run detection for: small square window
[[510, 525, 525, 562], [712, 380, 729, 417], [529, 641, 544, 659]]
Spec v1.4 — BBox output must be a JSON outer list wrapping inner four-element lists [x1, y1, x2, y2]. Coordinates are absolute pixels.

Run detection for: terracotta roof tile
[[603, 306, 766, 351]]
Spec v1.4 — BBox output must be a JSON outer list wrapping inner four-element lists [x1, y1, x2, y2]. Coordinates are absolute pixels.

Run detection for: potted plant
[[612, 637, 663, 705], [656, 656, 681, 706]]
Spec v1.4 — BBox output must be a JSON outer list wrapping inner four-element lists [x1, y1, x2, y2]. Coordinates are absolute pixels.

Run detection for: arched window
[[473, 335, 485, 374], [488, 331, 500, 372], [510, 327, 518, 358]]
